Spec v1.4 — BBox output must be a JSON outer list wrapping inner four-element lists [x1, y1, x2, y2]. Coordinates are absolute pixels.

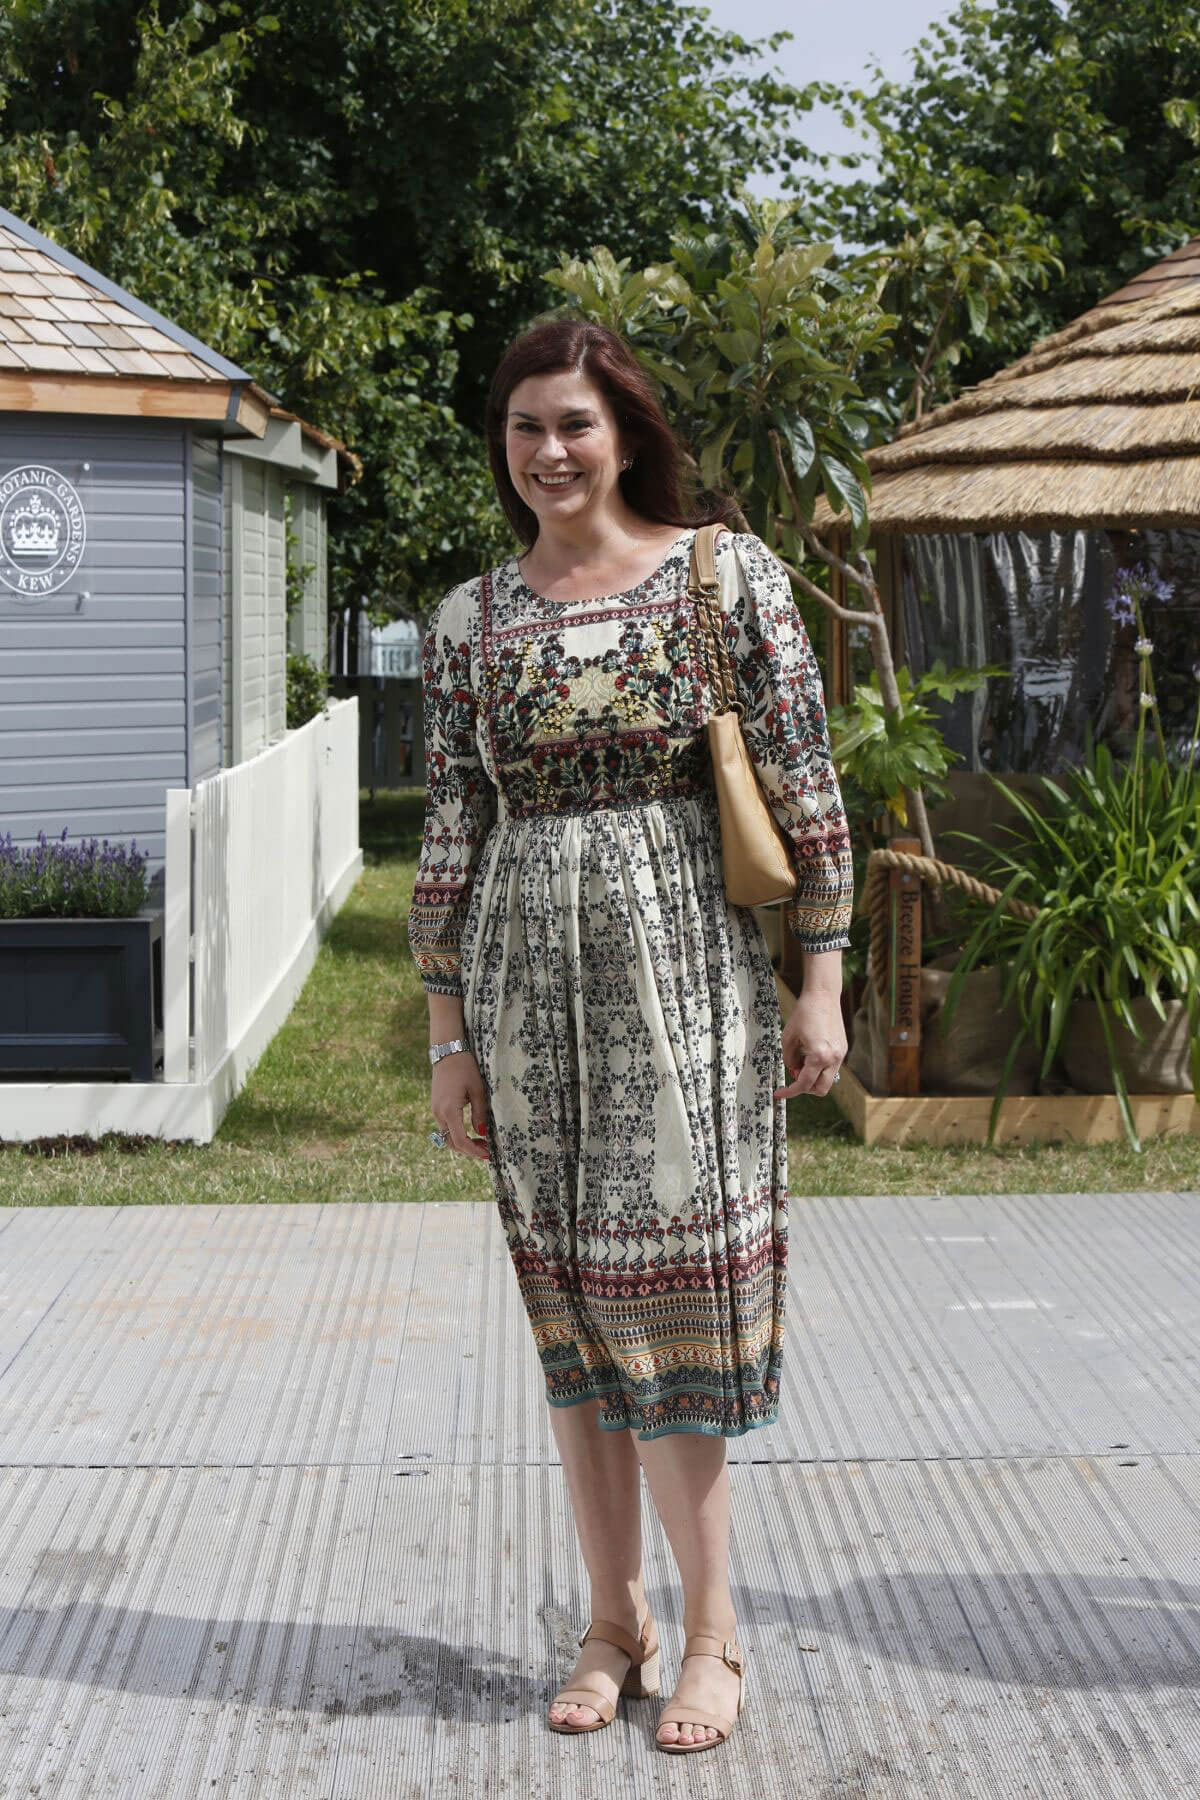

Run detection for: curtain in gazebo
[[900, 527, 1200, 774]]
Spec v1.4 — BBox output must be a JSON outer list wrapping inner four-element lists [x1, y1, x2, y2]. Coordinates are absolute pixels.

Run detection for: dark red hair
[[484, 318, 737, 547]]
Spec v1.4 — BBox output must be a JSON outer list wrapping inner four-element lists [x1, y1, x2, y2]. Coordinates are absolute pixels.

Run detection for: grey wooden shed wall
[[0, 417, 223, 873]]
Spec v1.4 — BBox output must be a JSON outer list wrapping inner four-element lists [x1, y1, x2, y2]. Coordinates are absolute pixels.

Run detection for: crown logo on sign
[[10, 494, 60, 555]]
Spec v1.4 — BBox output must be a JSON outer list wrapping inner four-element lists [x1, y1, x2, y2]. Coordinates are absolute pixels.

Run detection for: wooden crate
[[830, 1059, 1200, 1147], [774, 967, 1198, 1148]]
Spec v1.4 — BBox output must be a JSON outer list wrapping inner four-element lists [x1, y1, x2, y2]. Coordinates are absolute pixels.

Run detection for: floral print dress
[[408, 528, 854, 1439]]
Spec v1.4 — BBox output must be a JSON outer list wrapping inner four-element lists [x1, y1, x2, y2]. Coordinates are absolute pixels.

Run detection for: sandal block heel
[[621, 1643, 660, 1698]]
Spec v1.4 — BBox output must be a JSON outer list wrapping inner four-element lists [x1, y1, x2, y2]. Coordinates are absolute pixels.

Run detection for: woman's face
[[504, 368, 627, 527]]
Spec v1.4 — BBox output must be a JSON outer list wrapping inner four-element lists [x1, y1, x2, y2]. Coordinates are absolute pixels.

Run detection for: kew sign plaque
[[0, 464, 87, 598]]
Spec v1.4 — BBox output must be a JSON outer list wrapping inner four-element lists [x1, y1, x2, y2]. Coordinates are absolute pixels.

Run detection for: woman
[[408, 319, 854, 1754]]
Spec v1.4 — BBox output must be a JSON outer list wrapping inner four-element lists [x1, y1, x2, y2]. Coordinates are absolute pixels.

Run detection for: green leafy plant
[[545, 194, 894, 557], [286, 652, 329, 730], [544, 196, 1010, 865], [828, 658, 1007, 826], [943, 629, 1200, 1151]]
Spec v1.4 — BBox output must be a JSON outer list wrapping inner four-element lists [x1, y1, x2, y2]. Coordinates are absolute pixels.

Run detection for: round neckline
[[508, 527, 696, 607]]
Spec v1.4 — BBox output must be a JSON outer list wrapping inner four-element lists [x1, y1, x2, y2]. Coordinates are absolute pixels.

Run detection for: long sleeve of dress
[[406, 581, 498, 997], [715, 531, 855, 952]]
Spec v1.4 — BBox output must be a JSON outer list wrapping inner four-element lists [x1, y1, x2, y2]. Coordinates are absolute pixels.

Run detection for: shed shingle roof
[[0, 210, 361, 484], [0, 224, 225, 384]]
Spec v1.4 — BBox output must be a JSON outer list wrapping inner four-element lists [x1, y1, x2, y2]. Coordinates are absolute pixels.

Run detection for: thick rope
[[860, 846, 1042, 999]]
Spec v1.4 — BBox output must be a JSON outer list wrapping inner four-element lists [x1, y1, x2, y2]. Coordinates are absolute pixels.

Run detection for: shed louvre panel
[[190, 432, 222, 781]]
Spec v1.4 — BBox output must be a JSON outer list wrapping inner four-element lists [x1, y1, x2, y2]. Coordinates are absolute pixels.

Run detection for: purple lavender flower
[[0, 826, 149, 919]]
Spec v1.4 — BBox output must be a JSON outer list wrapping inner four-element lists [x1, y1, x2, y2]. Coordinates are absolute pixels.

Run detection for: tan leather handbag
[[688, 523, 798, 908]]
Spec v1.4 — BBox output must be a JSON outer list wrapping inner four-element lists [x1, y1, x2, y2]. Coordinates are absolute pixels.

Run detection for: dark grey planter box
[[0, 913, 163, 1081]]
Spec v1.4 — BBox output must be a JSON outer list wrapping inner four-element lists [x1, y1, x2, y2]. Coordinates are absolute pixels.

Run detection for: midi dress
[[407, 527, 854, 1440]]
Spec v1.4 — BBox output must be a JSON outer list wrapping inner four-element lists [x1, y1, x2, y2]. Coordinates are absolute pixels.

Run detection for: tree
[[0, 0, 821, 620], [545, 196, 1002, 862], [791, 0, 1200, 391]]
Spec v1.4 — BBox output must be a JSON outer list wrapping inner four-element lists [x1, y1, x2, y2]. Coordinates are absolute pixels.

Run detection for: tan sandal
[[547, 1610, 661, 1734], [655, 1633, 746, 1754]]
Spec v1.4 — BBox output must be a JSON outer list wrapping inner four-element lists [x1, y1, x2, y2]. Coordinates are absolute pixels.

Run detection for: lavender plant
[[0, 828, 149, 919]]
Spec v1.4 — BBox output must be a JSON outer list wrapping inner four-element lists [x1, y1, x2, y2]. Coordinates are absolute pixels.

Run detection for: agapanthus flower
[[1106, 562, 1175, 621], [1139, 690, 1156, 709], [1134, 637, 1154, 656]]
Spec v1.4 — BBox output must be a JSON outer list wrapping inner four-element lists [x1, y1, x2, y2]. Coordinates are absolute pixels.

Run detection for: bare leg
[[545, 1398, 650, 1728], [634, 1432, 741, 1747]]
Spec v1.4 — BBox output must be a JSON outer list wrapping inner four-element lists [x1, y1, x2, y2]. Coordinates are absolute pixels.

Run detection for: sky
[[696, 0, 958, 185]]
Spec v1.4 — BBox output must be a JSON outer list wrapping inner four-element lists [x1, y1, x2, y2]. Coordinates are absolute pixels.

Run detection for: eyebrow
[[509, 407, 598, 421]]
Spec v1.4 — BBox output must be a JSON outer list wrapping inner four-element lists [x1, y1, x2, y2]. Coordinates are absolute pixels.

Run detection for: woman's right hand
[[431, 1051, 491, 1161]]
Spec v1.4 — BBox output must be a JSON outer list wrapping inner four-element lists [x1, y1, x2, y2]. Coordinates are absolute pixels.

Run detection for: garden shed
[[813, 238, 1200, 796], [0, 205, 364, 1141], [0, 203, 358, 873]]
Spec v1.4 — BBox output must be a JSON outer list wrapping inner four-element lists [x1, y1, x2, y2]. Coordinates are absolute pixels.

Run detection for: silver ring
[[430, 1128, 448, 1148]]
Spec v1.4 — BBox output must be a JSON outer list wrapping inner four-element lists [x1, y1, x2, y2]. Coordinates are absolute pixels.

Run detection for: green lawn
[[2, 789, 1197, 1204]]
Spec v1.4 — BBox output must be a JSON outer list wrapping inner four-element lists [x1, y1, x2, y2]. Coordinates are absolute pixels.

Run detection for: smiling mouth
[[531, 472, 582, 489]]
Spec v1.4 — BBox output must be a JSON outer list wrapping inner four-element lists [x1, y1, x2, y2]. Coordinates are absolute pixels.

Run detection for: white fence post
[[162, 785, 192, 1084]]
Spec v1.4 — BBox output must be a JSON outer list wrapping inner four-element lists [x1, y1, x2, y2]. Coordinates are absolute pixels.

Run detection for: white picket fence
[[170, 695, 361, 1089], [2, 698, 362, 1143]]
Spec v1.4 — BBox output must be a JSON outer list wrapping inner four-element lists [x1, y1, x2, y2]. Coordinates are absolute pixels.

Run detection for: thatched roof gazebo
[[812, 240, 1200, 794]]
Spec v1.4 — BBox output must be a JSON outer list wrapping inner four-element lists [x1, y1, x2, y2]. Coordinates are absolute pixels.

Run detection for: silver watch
[[429, 1037, 469, 1066]]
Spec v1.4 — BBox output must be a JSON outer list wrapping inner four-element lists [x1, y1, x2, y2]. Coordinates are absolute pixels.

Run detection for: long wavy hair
[[484, 318, 737, 548]]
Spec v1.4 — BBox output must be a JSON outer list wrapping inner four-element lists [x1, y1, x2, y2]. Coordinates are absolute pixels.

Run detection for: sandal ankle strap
[[583, 1613, 656, 1662], [680, 1631, 743, 1675]]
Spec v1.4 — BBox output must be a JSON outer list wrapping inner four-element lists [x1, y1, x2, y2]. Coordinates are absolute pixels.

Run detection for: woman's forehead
[[507, 369, 610, 417]]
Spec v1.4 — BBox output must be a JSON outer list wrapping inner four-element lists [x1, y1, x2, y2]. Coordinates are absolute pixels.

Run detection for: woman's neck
[[521, 506, 673, 581]]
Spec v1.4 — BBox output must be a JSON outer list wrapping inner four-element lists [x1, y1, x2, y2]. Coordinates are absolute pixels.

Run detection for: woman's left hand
[[773, 986, 848, 1100]]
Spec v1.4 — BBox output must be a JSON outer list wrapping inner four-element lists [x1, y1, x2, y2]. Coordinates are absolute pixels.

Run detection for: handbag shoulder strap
[[687, 523, 740, 715], [690, 521, 720, 594]]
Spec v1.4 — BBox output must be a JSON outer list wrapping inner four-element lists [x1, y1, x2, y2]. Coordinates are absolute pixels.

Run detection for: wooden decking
[[1, 1192, 1198, 1796]]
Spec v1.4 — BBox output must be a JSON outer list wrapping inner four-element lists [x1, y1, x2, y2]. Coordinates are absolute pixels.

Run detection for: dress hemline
[[545, 1386, 780, 1442]]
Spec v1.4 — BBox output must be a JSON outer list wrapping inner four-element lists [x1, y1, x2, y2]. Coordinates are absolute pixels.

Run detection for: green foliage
[[0, 0, 820, 624], [827, 659, 1008, 825], [286, 652, 329, 730], [850, 218, 1061, 422], [944, 700, 1200, 1153], [793, 0, 1200, 393], [545, 193, 897, 552]]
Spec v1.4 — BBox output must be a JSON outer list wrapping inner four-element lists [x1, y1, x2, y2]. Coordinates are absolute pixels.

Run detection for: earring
[[622, 455, 634, 471]]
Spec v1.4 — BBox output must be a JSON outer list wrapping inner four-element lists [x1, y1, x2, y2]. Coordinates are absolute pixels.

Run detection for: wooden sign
[[886, 835, 922, 1096]]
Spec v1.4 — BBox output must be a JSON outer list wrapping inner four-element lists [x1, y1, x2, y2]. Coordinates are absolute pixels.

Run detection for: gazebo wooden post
[[886, 836, 923, 1095]]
